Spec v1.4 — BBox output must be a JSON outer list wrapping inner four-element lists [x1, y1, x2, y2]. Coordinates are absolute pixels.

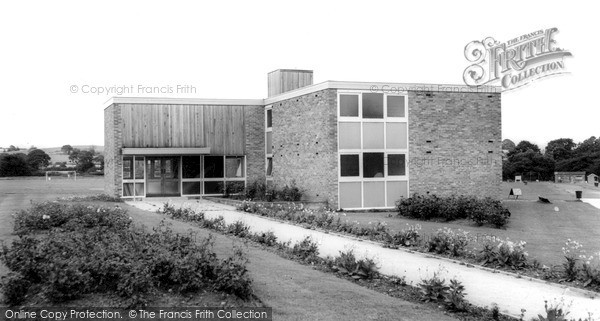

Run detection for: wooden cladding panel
[[120, 104, 246, 154]]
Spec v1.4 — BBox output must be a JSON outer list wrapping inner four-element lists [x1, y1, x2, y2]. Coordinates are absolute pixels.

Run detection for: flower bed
[[1, 202, 253, 307]]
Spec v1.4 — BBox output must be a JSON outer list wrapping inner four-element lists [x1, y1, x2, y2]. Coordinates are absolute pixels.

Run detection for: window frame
[[337, 90, 409, 210], [122, 156, 145, 198], [265, 105, 274, 182]]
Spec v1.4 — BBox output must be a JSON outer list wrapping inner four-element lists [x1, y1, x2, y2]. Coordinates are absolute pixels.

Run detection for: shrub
[[445, 279, 467, 311], [562, 239, 583, 281], [385, 224, 421, 248], [478, 238, 529, 270], [426, 228, 470, 257], [332, 249, 378, 280], [419, 273, 449, 302], [1, 203, 253, 306], [0, 272, 31, 305], [291, 236, 319, 262], [226, 221, 250, 237], [243, 180, 303, 202], [13, 202, 130, 235], [396, 193, 510, 228], [253, 231, 278, 247]]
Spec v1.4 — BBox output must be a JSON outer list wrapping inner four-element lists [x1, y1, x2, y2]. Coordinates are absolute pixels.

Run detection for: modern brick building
[[104, 69, 502, 209]]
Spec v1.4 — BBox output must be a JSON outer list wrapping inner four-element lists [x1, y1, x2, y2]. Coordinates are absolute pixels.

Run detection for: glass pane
[[123, 183, 133, 196], [339, 182, 361, 209], [204, 181, 223, 194], [226, 181, 245, 194], [340, 95, 358, 117], [266, 109, 272, 128], [226, 156, 244, 178], [204, 156, 224, 178], [134, 157, 144, 179], [388, 154, 406, 176], [146, 181, 161, 195], [364, 181, 385, 208], [386, 181, 408, 207], [266, 157, 273, 176], [153, 160, 161, 178], [362, 123, 384, 149], [134, 183, 144, 196], [340, 154, 359, 177], [182, 156, 201, 179], [363, 153, 384, 178], [164, 181, 179, 195], [386, 122, 408, 149], [362, 93, 383, 118], [338, 122, 361, 149], [266, 132, 272, 155], [182, 182, 201, 195], [387, 96, 406, 117], [123, 157, 132, 179]]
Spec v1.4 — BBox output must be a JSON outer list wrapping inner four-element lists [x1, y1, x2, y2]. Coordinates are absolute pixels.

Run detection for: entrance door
[[146, 157, 180, 197]]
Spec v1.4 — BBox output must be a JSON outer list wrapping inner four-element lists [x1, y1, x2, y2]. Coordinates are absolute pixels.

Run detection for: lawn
[[343, 181, 600, 266]]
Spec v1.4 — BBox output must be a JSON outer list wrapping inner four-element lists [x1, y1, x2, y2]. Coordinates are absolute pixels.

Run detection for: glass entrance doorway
[[146, 157, 180, 197]]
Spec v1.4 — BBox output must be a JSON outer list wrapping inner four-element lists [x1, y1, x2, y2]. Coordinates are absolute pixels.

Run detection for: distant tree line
[[0, 145, 104, 177], [502, 136, 600, 181]]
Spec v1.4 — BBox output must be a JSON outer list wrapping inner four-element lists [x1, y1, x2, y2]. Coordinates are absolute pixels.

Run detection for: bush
[[396, 193, 510, 228], [426, 228, 470, 257], [332, 249, 378, 280], [252, 231, 278, 247], [291, 236, 319, 262], [1, 203, 253, 306], [478, 238, 529, 270], [243, 180, 303, 202], [13, 202, 130, 235], [0, 272, 31, 305], [419, 275, 467, 312], [385, 224, 421, 248]]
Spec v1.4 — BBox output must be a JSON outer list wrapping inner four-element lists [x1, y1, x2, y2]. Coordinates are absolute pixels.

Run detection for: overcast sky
[[0, 0, 596, 150]]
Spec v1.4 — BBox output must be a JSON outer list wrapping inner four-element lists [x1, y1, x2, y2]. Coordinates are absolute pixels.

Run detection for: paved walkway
[[128, 199, 600, 320]]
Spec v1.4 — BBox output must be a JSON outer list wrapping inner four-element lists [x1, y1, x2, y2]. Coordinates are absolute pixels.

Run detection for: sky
[[0, 0, 597, 150]]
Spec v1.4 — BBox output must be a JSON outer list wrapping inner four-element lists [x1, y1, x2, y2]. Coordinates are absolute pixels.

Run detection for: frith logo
[[463, 28, 572, 91]]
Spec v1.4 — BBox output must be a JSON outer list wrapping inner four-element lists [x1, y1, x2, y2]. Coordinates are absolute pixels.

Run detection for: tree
[[7, 145, 20, 152], [93, 154, 105, 171], [0, 153, 31, 177], [502, 139, 516, 152], [508, 140, 541, 157], [545, 138, 576, 162], [69, 148, 95, 172], [61, 145, 74, 155], [27, 149, 51, 170]]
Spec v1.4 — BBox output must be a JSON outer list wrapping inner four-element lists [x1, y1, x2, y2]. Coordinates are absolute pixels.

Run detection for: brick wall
[[271, 89, 338, 206], [104, 104, 122, 197], [244, 105, 266, 184], [408, 91, 502, 198]]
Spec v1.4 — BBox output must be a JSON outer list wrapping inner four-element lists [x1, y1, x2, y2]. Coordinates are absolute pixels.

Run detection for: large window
[[182, 156, 202, 195], [337, 91, 408, 209], [203, 155, 246, 195], [265, 106, 274, 181], [122, 156, 144, 197]]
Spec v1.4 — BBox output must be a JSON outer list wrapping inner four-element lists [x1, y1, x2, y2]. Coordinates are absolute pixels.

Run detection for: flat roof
[[104, 80, 501, 109]]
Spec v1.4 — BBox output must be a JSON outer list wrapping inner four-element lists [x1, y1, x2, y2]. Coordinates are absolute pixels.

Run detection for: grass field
[[345, 181, 600, 266]]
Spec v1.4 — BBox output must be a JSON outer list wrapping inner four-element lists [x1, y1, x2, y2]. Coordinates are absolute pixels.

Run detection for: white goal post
[[45, 170, 77, 181]]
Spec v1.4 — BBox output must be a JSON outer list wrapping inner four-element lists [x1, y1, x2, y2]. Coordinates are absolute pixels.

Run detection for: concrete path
[[583, 198, 600, 210], [128, 198, 600, 320]]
